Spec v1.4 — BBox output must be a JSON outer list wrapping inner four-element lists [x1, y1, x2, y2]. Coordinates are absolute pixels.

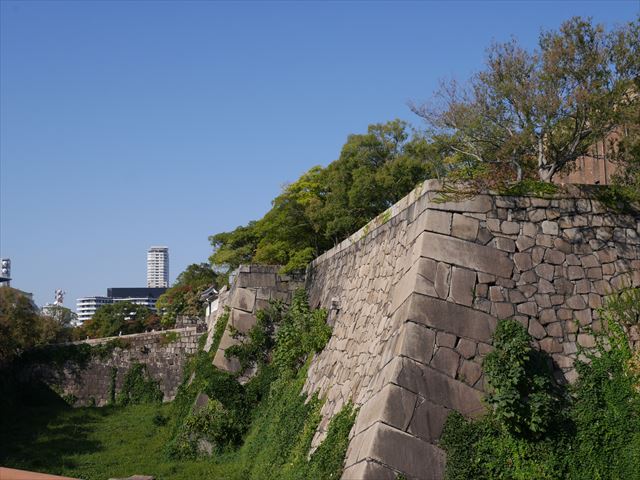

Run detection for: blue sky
[[1, 1, 637, 310]]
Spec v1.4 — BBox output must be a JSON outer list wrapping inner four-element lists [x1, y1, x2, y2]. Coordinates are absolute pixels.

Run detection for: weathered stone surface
[[434, 262, 451, 299], [229, 287, 256, 312], [341, 460, 397, 480], [423, 210, 453, 235], [418, 232, 513, 278], [449, 267, 476, 306], [31, 327, 204, 407], [397, 322, 436, 365], [408, 398, 450, 442], [458, 359, 482, 386], [230, 310, 256, 334], [451, 214, 479, 241], [396, 358, 483, 416], [354, 384, 417, 435], [358, 422, 446, 480], [431, 347, 460, 378], [409, 294, 497, 343]]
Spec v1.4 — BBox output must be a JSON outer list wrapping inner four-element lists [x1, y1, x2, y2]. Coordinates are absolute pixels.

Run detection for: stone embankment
[[299, 180, 639, 479], [28, 326, 203, 406], [206, 265, 304, 378]]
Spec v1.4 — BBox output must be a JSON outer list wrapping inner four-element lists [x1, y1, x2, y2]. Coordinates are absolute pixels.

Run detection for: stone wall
[[28, 327, 203, 407], [301, 180, 639, 480], [208, 265, 304, 378]]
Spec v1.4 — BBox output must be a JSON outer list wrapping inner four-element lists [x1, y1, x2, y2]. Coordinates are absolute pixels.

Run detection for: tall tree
[[412, 17, 639, 183]]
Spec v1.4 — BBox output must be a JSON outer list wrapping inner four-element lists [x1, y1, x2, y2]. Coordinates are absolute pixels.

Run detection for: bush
[[483, 319, 562, 436], [116, 363, 163, 406], [441, 289, 640, 480]]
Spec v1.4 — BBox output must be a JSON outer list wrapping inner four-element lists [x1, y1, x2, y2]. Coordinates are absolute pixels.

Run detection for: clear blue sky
[[1, 1, 637, 310]]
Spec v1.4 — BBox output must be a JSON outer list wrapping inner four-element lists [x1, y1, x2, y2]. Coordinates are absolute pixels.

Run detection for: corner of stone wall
[[210, 265, 305, 378], [302, 183, 639, 480]]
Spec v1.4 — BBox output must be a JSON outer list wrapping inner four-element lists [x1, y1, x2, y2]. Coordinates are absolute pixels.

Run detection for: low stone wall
[[301, 180, 639, 480], [27, 327, 203, 406]]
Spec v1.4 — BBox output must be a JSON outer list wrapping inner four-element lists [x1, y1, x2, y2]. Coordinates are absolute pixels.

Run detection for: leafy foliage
[[156, 263, 220, 327], [83, 301, 157, 339], [0, 287, 70, 366], [225, 290, 330, 376], [412, 16, 639, 184], [115, 363, 163, 406], [210, 120, 443, 275], [483, 319, 562, 435], [441, 289, 640, 480]]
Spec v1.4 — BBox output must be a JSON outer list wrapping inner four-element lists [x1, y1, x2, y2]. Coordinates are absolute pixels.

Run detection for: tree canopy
[[83, 302, 158, 339], [209, 120, 443, 274], [156, 263, 220, 327], [412, 16, 639, 184], [0, 287, 64, 365], [209, 17, 639, 278]]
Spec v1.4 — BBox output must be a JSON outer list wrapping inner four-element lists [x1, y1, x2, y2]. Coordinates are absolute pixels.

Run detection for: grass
[[0, 401, 242, 480], [0, 367, 354, 480], [1, 294, 355, 480]]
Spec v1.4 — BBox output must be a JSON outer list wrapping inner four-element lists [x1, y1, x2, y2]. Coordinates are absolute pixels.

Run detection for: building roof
[[107, 287, 167, 299]]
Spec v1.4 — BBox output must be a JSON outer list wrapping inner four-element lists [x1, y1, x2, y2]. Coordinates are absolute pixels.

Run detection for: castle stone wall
[[302, 180, 639, 480], [27, 327, 203, 407]]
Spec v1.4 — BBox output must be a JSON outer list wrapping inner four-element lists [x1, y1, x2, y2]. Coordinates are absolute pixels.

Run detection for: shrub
[[116, 363, 163, 406], [483, 319, 562, 436]]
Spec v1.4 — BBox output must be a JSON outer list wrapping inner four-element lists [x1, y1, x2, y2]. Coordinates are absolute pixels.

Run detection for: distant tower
[[147, 246, 169, 288], [1, 258, 11, 286]]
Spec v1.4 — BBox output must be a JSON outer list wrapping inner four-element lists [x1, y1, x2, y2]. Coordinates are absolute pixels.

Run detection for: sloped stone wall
[[208, 265, 304, 377], [302, 180, 640, 480], [27, 327, 203, 406]]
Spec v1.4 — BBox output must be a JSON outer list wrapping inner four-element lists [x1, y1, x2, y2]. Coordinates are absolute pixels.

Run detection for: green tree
[[0, 287, 60, 365], [209, 120, 441, 275], [84, 302, 154, 339], [156, 263, 219, 327], [412, 16, 639, 183]]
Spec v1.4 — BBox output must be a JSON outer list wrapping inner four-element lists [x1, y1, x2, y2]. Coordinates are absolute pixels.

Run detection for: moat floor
[[0, 403, 242, 480]]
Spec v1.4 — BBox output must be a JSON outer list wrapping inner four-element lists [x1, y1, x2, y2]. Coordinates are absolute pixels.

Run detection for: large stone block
[[408, 293, 497, 343], [229, 287, 256, 312], [341, 460, 397, 480], [449, 267, 476, 306], [451, 214, 479, 241], [418, 232, 513, 278], [235, 271, 277, 288], [395, 321, 436, 365], [427, 194, 493, 214], [395, 357, 484, 416], [358, 422, 446, 480], [230, 310, 256, 334], [353, 384, 417, 435], [408, 397, 450, 443]]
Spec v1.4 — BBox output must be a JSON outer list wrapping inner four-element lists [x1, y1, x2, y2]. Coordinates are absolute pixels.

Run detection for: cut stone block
[[418, 232, 513, 278], [449, 267, 476, 306], [229, 288, 256, 312], [358, 422, 446, 480], [353, 384, 417, 435], [409, 293, 497, 343], [451, 214, 479, 241]]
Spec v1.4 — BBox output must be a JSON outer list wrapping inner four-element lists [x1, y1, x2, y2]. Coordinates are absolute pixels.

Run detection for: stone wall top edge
[[67, 326, 200, 346], [308, 180, 637, 269]]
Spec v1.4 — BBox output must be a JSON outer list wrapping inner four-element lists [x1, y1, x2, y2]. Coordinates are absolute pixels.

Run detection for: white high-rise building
[[147, 246, 169, 288], [76, 296, 112, 324]]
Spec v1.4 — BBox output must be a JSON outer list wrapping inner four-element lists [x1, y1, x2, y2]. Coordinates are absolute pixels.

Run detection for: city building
[[107, 287, 167, 310], [76, 296, 112, 324], [1, 258, 11, 286], [147, 246, 169, 288], [76, 287, 167, 324]]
